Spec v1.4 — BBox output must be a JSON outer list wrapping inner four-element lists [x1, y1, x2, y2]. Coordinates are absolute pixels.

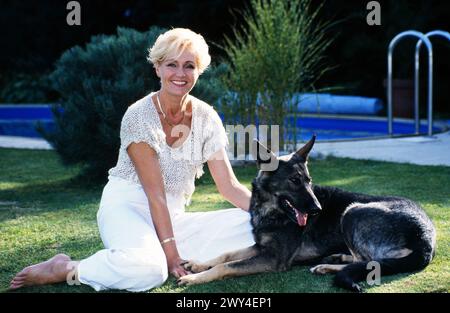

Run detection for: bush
[[221, 0, 334, 149], [41, 26, 226, 181], [0, 72, 57, 103]]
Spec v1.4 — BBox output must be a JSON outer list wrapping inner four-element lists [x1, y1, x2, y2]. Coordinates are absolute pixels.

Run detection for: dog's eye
[[289, 177, 301, 185]]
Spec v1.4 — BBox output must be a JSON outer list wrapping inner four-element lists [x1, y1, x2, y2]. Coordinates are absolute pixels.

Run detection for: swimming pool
[[0, 105, 447, 140], [284, 114, 446, 142]]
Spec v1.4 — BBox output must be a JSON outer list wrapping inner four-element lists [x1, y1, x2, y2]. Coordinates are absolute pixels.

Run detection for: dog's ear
[[251, 139, 278, 171], [294, 135, 316, 161]]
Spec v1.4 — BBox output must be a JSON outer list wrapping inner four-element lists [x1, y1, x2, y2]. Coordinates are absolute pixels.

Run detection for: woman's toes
[[8, 254, 73, 289], [10, 275, 26, 288], [11, 278, 24, 284], [11, 276, 23, 284], [9, 282, 24, 290]]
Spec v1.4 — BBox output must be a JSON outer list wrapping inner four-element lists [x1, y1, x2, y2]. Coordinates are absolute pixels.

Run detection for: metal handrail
[[415, 30, 450, 135], [387, 30, 433, 136]]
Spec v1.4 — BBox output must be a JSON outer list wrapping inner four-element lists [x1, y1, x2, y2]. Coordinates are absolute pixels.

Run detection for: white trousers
[[77, 176, 255, 292]]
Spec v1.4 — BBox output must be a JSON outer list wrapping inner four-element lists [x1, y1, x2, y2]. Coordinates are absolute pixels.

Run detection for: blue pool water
[[284, 115, 444, 141], [0, 105, 446, 140]]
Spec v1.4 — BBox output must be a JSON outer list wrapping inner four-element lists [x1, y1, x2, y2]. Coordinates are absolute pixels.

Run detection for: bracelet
[[160, 237, 176, 245]]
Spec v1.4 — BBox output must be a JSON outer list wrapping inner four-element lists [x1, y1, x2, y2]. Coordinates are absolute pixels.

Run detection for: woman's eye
[[167, 63, 176, 67], [290, 177, 301, 184], [185, 64, 195, 69]]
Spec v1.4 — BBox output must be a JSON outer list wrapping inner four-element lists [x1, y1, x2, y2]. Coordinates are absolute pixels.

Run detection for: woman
[[10, 28, 254, 292]]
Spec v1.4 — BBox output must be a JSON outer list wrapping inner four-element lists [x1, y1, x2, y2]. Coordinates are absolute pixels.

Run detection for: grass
[[0, 148, 449, 293]]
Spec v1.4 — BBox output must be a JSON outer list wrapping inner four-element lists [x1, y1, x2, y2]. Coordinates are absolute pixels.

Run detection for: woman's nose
[[175, 67, 186, 77]]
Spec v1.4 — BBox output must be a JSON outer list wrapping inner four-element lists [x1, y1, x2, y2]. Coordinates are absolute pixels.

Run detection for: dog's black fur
[[178, 136, 436, 292]]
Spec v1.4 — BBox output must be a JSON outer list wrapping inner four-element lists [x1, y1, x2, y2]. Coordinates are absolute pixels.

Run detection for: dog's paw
[[310, 264, 347, 275], [310, 264, 330, 275], [181, 260, 211, 273], [350, 283, 364, 293], [177, 273, 203, 286]]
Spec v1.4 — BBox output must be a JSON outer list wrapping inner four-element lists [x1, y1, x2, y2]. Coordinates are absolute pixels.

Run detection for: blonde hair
[[148, 28, 211, 74]]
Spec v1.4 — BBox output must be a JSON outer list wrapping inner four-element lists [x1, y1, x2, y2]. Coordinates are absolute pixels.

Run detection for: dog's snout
[[305, 187, 322, 215], [309, 204, 322, 215]]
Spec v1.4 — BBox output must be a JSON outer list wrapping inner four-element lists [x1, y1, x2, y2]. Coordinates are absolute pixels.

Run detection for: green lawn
[[0, 148, 449, 293]]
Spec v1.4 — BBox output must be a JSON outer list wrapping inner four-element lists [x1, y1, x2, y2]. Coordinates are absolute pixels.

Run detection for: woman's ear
[[154, 65, 161, 78]]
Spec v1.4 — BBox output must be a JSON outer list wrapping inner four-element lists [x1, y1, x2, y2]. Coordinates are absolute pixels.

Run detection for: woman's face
[[156, 49, 200, 98]]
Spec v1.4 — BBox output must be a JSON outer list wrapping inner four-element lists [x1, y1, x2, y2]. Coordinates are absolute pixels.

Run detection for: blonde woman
[[10, 28, 254, 292]]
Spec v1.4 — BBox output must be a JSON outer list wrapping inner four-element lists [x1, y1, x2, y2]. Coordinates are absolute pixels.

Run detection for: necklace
[[156, 92, 185, 127]]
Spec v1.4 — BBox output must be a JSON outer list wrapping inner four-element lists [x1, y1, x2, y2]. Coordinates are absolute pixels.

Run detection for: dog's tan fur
[[178, 245, 272, 286]]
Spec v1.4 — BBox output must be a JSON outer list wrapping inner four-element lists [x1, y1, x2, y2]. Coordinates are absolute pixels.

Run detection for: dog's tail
[[333, 250, 433, 292]]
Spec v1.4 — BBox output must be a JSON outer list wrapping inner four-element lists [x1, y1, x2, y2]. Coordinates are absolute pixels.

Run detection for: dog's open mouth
[[283, 198, 308, 226]]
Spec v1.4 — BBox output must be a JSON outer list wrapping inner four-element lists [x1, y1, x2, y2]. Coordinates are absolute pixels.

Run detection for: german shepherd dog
[[177, 136, 436, 292]]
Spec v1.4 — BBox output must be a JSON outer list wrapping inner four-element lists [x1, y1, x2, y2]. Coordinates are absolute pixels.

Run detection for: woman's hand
[[168, 256, 190, 278]]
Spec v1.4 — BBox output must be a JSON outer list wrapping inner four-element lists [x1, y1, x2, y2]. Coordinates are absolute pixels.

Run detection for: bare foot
[[9, 254, 76, 290]]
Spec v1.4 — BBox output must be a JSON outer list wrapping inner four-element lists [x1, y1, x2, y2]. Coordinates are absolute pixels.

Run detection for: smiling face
[[155, 49, 200, 98]]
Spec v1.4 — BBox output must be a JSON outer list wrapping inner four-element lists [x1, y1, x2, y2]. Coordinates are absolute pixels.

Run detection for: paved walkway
[[1, 131, 449, 166], [313, 130, 450, 166], [0, 135, 53, 150]]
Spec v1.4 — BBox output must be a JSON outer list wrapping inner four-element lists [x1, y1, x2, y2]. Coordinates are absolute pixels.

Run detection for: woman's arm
[[127, 142, 189, 278], [207, 148, 252, 211]]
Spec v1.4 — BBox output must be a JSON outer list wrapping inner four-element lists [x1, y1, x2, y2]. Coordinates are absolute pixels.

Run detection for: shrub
[[0, 72, 57, 103], [40, 26, 226, 181], [221, 0, 334, 149]]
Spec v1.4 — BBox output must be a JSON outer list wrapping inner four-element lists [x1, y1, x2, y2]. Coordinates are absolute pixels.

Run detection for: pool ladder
[[387, 30, 450, 136]]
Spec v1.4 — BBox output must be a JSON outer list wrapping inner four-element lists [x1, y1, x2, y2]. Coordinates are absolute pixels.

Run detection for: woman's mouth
[[172, 80, 187, 87]]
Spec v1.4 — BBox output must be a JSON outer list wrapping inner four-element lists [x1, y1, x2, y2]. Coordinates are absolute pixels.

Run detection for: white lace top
[[108, 92, 228, 206]]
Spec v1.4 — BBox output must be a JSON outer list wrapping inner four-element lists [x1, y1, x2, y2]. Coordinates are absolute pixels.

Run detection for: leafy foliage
[[0, 73, 56, 103], [220, 0, 334, 148]]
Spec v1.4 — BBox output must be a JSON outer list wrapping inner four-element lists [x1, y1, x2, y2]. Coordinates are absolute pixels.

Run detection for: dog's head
[[250, 135, 322, 227]]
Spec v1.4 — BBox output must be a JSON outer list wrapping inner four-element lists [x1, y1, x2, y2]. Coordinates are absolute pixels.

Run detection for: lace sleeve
[[120, 106, 162, 154], [202, 109, 228, 163]]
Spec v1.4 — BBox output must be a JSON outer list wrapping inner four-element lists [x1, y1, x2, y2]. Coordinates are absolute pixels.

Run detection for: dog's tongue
[[295, 209, 308, 226]]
